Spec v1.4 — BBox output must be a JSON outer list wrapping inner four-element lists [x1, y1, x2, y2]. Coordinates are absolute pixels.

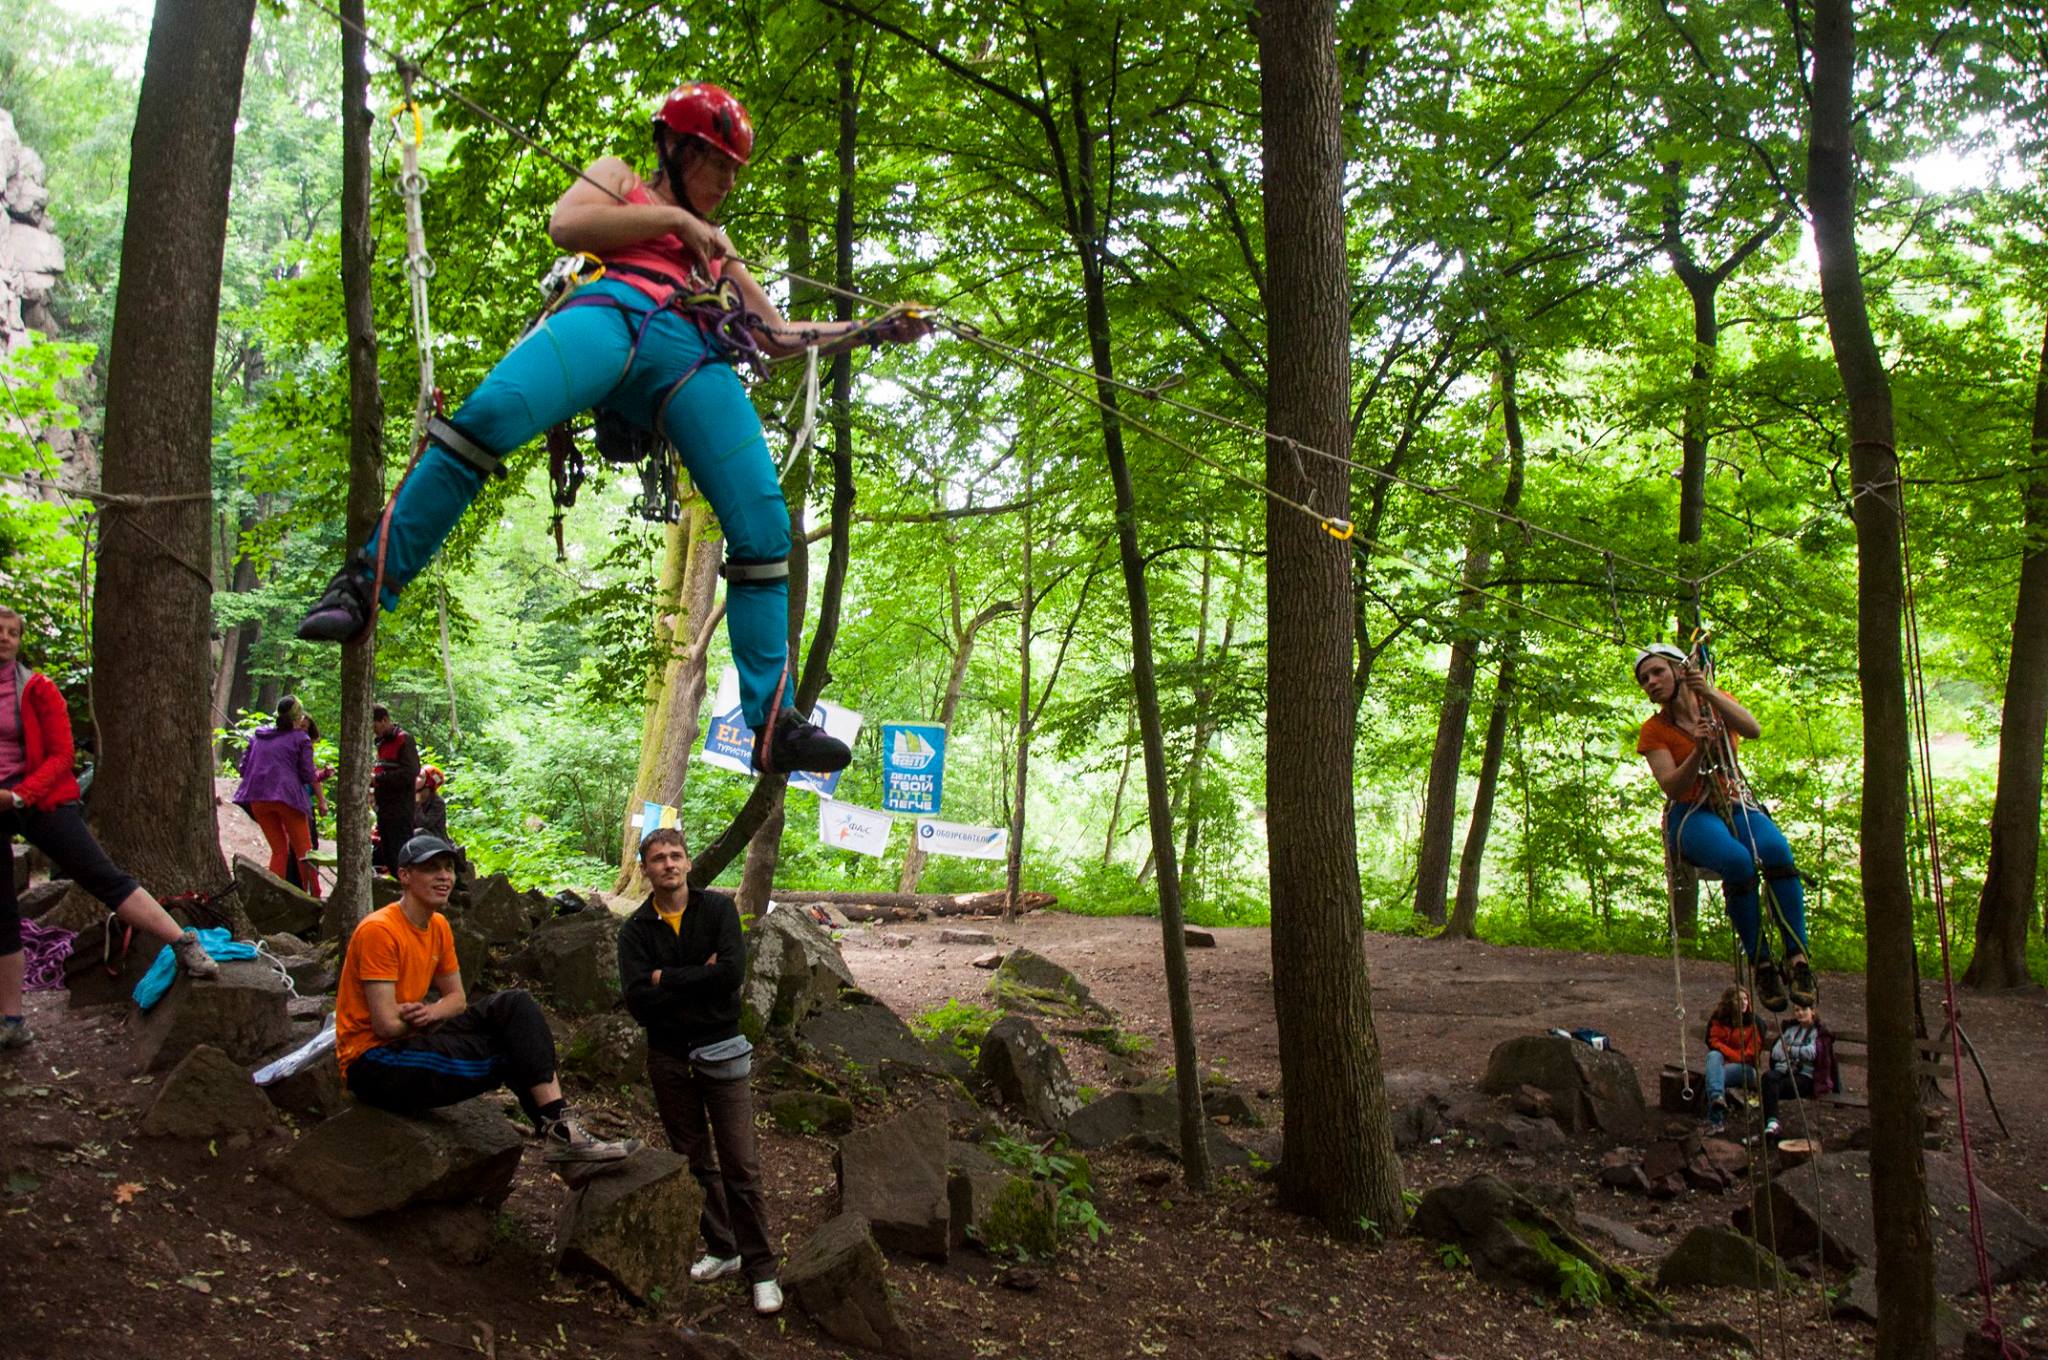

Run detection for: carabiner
[[390, 100, 424, 148], [1321, 518, 1356, 542]]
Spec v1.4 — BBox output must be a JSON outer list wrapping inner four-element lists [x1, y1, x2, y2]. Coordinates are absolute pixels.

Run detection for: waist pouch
[[689, 1034, 754, 1081]]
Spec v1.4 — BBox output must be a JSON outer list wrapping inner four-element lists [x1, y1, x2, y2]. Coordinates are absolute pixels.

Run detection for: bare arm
[[368, 974, 466, 1039], [547, 157, 729, 262], [1682, 671, 1761, 740]]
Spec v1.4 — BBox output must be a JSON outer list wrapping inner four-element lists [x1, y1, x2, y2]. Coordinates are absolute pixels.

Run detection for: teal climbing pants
[[364, 279, 790, 726]]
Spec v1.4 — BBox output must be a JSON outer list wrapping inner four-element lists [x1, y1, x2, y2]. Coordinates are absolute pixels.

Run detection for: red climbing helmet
[[654, 83, 754, 166]]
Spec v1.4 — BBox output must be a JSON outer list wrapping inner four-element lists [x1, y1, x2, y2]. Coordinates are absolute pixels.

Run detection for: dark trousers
[[648, 1046, 775, 1281], [0, 801, 139, 955], [1761, 1068, 1815, 1122], [346, 988, 555, 1125], [373, 795, 414, 874]]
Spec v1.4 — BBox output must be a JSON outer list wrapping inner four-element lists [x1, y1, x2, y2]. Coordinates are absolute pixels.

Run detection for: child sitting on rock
[[334, 833, 629, 1164], [1761, 1001, 1837, 1141]]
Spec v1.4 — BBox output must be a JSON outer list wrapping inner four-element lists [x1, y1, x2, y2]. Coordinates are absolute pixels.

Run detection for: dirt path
[[4, 902, 2042, 1360]]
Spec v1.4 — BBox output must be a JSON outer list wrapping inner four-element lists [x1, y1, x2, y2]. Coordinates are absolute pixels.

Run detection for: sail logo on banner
[[915, 817, 1008, 861]]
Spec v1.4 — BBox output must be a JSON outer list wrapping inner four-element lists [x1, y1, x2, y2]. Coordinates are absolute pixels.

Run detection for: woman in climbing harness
[[1634, 643, 1814, 1012], [298, 83, 932, 775]]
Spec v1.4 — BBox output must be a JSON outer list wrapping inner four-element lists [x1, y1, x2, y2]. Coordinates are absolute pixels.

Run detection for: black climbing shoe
[[1786, 956, 1817, 1009], [296, 557, 376, 642], [1753, 957, 1789, 1014], [751, 708, 851, 776]]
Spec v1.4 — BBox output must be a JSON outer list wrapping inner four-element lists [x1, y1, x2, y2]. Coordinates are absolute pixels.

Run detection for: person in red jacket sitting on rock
[[0, 606, 219, 1052], [1702, 985, 1764, 1135]]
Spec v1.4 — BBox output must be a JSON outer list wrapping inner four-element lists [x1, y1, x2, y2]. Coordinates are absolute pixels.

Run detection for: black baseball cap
[[397, 834, 460, 868]]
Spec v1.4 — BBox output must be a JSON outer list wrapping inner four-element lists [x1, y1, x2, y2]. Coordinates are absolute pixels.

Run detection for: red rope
[[1896, 485, 2023, 1360]]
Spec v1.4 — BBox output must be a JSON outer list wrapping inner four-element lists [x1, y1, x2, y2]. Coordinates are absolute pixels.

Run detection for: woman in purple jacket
[[234, 697, 320, 897]]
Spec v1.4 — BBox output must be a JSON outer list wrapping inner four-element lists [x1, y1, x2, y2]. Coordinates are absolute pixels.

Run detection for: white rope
[[392, 91, 436, 447], [775, 345, 821, 480]]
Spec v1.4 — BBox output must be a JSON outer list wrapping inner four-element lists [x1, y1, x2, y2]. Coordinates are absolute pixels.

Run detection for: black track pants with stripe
[[345, 988, 555, 1125]]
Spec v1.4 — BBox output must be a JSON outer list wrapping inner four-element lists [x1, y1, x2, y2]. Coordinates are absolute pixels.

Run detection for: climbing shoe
[[540, 1114, 632, 1163], [751, 708, 851, 776], [296, 556, 377, 642], [1786, 957, 1817, 1009], [170, 929, 221, 982], [1753, 957, 1789, 1013]]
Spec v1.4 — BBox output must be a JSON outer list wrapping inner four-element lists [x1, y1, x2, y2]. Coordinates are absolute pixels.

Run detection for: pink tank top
[[598, 182, 725, 305]]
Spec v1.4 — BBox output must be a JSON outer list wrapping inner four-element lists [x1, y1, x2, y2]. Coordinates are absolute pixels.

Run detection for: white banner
[[915, 817, 1009, 861], [700, 669, 863, 797], [819, 800, 894, 857]]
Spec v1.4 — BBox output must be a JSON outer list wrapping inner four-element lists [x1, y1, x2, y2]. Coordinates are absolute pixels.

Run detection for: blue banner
[[881, 722, 946, 816], [700, 670, 861, 798]]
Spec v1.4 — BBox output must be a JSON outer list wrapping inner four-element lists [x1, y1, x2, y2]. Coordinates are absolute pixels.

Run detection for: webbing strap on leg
[[722, 557, 790, 585], [427, 414, 504, 478]]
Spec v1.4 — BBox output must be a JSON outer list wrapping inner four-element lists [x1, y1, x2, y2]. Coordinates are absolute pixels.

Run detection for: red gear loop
[[655, 82, 753, 166]]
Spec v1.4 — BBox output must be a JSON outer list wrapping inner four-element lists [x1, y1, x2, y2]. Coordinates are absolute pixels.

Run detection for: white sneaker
[[690, 1253, 742, 1283], [751, 1278, 783, 1315]]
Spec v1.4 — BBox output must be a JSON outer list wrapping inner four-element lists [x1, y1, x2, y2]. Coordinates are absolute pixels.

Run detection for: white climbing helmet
[[1633, 642, 1687, 678]]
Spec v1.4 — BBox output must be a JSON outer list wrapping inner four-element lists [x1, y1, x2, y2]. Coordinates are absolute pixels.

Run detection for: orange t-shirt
[[1636, 699, 1740, 804], [334, 903, 458, 1080]]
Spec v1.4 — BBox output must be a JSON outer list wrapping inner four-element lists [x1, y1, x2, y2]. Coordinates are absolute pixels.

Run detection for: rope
[[393, 84, 438, 451], [1893, 476, 2023, 1359]]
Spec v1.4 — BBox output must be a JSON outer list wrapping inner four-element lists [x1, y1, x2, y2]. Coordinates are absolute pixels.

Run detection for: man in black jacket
[[616, 827, 781, 1314], [371, 704, 421, 875]]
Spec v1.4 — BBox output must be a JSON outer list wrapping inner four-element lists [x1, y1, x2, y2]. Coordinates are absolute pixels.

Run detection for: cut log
[[771, 890, 1055, 920], [1775, 1138, 1821, 1169]]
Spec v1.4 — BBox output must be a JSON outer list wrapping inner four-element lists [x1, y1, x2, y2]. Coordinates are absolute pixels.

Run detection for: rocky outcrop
[[139, 1044, 277, 1139], [132, 960, 293, 1073], [508, 911, 621, 1015], [0, 109, 93, 496], [743, 903, 857, 1037], [1655, 1226, 1786, 1290], [784, 1213, 910, 1354], [987, 948, 1107, 1020], [233, 857, 323, 939], [1479, 1035, 1646, 1138], [554, 1146, 703, 1304], [976, 1015, 1081, 1129], [835, 1103, 951, 1260], [272, 1099, 524, 1220]]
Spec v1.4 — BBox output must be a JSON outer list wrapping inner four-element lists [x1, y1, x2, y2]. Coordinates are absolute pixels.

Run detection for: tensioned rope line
[[299, 0, 1845, 632]]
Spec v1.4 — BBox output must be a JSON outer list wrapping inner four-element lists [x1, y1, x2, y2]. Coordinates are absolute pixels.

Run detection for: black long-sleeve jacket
[[616, 889, 745, 1058]]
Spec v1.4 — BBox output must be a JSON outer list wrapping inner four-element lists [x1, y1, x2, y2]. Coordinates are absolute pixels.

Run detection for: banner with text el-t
[[701, 670, 862, 798]]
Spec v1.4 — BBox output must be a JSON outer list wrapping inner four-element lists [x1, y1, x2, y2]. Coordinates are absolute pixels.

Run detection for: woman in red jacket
[[1702, 985, 1764, 1134], [0, 607, 220, 1051]]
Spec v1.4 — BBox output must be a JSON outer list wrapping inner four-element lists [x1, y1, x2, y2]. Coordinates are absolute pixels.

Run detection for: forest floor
[[4, 846, 2046, 1359]]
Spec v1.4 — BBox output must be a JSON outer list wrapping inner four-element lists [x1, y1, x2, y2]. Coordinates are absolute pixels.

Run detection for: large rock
[[1480, 1035, 1646, 1138], [262, 1051, 349, 1120], [976, 1015, 1081, 1129], [800, 996, 968, 1083], [1412, 1174, 1650, 1308], [1750, 1149, 2048, 1294], [1064, 1090, 1175, 1150], [20, 877, 73, 922], [784, 1213, 910, 1354], [768, 1090, 855, 1136], [510, 911, 622, 1015], [139, 1044, 277, 1139], [466, 873, 548, 946], [561, 1012, 649, 1089], [132, 959, 293, 1073], [946, 1141, 1019, 1252], [272, 1099, 525, 1219], [836, 1103, 951, 1260], [443, 912, 492, 991], [988, 947, 1107, 1020], [555, 1146, 703, 1304], [1833, 1269, 1970, 1348], [743, 903, 858, 1036], [1655, 1226, 1786, 1289], [233, 856, 323, 939]]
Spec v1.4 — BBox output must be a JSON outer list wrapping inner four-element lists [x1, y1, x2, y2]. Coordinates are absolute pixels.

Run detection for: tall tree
[[1964, 313, 2048, 988], [90, 0, 257, 892], [1261, 0, 1404, 1233], [1804, 2, 1934, 1354], [328, 0, 379, 932]]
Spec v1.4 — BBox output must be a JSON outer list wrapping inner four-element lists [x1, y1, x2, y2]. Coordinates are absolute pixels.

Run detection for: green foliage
[[1436, 1241, 1471, 1271], [978, 1136, 1106, 1261], [909, 998, 1000, 1062]]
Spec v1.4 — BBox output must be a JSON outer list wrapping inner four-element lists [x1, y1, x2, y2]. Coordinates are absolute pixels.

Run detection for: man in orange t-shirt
[[336, 834, 628, 1164]]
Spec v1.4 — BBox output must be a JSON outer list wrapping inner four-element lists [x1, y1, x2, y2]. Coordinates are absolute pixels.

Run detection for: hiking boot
[[691, 1253, 742, 1283], [540, 1114, 632, 1163], [170, 929, 220, 981], [296, 556, 377, 642], [751, 1279, 783, 1315], [0, 1020, 33, 1053], [1753, 957, 1789, 1013], [1786, 957, 1817, 1008], [1706, 1100, 1727, 1135], [751, 708, 851, 776]]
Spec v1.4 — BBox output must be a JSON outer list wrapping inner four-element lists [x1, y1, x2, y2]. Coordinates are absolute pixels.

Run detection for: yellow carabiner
[[390, 100, 424, 148], [570, 252, 605, 286], [1321, 518, 1356, 542]]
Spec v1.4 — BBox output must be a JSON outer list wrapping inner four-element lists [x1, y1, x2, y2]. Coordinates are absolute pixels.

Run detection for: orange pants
[[248, 800, 319, 898]]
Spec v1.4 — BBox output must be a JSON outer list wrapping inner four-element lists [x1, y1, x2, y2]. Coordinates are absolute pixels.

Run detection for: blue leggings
[[364, 280, 790, 726], [1667, 802, 1808, 962]]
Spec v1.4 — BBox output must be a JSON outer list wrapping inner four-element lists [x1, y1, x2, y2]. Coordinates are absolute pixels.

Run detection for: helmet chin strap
[[655, 133, 713, 220]]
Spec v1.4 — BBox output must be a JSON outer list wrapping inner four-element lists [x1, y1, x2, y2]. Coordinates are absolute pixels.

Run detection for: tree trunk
[[89, 0, 257, 894], [1005, 451, 1035, 923], [1806, 4, 1935, 1354], [328, 0, 381, 934], [1412, 506, 1494, 926], [1103, 705, 1135, 866], [1260, 0, 1404, 1234], [1964, 314, 2048, 988], [210, 516, 260, 754], [1444, 348, 1529, 942], [1137, 548, 1236, 891], [1069, 71, 1210, 1192]]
